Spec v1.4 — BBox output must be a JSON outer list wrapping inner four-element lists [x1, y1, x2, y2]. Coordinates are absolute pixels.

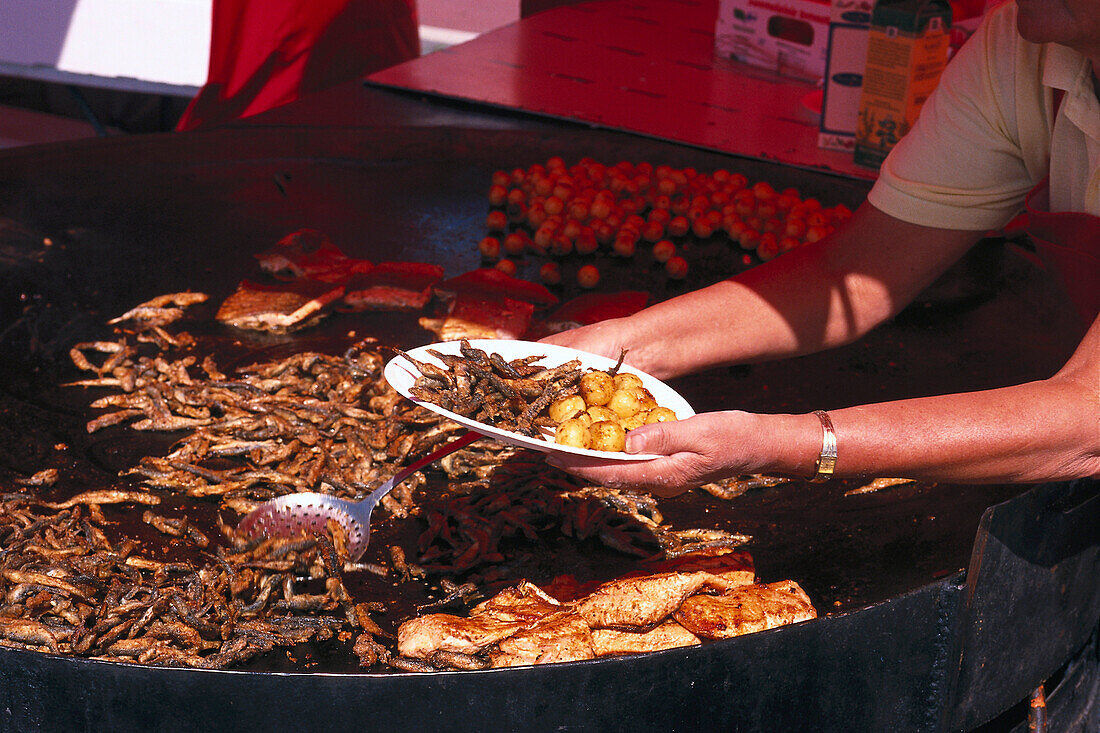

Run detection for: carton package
[[818, 0, 874, 151], [853, 0, 952, 168], [715, 0, 832, 82]]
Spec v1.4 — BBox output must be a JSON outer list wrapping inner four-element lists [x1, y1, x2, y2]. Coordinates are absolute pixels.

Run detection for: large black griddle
[[0, 83, 1096, 732]]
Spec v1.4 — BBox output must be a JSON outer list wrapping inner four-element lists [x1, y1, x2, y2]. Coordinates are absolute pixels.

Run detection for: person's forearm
[[614, 203, 980, 379], [614, 246, 867, 378], [773, 375, 1100, 484], [551, 315, 1099, 494], [815, 318, 1100, 483]]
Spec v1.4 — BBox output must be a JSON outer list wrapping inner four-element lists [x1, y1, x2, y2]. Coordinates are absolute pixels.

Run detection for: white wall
[[0, 0, 211, 93]]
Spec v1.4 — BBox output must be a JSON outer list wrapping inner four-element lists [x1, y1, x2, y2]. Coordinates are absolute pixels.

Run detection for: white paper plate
[[384, 339, 695, 461]]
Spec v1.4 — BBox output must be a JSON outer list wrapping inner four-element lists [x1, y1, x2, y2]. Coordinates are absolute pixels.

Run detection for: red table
[[368, 0, 873, 180]]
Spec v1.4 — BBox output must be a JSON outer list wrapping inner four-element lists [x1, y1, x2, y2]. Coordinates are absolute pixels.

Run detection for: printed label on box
[[715, 0, 831, 81], [854, 0, 952, 168]]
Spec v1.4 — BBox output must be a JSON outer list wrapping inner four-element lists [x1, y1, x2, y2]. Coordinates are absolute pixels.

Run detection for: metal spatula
[[236, 430, 480, 560]]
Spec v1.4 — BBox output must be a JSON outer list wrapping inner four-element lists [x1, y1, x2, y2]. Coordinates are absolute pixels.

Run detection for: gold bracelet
[[809, 410, 837, 482]]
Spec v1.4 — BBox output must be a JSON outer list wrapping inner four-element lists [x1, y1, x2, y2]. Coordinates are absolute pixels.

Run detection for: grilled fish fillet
[[342, 261, 444, 311], [418, 295, 535, 341], [591, 621, 700, 657], [488, 611, 595, 668], [571, 571, 742, 629], [396, 613, 529, 659], [215, 280, 344, 333], [673, 580, 817, 639]]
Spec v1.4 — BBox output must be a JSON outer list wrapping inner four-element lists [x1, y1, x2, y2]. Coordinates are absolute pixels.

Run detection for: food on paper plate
[[549, 368, 676, 450], [215, 279, 345, 333], [397, 340, 681, 452], [586, 420, 626, 452], [397, 338, 583, 436]]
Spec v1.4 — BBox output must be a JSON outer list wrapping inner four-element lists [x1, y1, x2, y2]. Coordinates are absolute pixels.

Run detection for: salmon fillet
[[674, 580, 817, 639], [591, 621, 700, 657], [488, 611, 595, 668]]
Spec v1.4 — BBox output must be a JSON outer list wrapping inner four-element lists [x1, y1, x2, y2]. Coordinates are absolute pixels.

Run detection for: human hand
[[539, 317, 635, 363], [540, 315, 679, 380], [545, 411, 776, 497]]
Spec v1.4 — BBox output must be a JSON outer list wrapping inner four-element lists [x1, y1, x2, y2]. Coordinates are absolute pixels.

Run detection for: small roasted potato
[[589, 420, 627, 452], [645, 406, 678, 423], [572, 411, 594, 427], [585, 405, 619, 424], [627, 385, 658, 411], [555, 418, 592, 449], [607, 388, 644, 420], [579, 371, 614, 407], [548, 394, 587, 423], [612, 372, 645, 392], [620, 411, 648, 431]]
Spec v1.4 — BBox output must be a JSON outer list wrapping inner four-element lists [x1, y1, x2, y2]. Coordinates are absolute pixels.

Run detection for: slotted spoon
[[236, 430, 480, 560]]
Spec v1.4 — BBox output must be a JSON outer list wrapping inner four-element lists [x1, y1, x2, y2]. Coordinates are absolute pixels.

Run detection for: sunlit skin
[[540, 5, 1100, 495], [544, 205, 1100, 496], [1015, 0, 1100, 66]]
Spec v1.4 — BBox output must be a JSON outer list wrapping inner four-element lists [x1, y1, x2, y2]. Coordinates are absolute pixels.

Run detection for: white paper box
[[715, 0, 831, 82], [818, 0, 873, 151]]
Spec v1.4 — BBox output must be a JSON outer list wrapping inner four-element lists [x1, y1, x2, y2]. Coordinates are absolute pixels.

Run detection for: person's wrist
[[617, 315, 674, 379], [808, 410, 837, 482], [761, 412, 829, 479]]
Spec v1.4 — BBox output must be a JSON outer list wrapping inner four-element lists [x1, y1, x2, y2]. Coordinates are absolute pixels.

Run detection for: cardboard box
[[817, 1, 873, 151], [715, 0, 831, 82], [854, 0, 952, 168]]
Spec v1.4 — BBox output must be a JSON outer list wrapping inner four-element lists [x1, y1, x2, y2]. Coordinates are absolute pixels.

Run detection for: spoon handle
[[366, 430, 480, 505]]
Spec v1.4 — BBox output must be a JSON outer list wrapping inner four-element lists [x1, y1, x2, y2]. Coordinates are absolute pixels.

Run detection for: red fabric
[[1004, 89, 1097, 325], [1023, 181, 1100, 325], [177, 0, 419, 131]]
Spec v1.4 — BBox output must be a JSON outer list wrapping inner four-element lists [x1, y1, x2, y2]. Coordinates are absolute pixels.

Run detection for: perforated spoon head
[[234, 430, 480, 561], [237, 491, 376, 561]]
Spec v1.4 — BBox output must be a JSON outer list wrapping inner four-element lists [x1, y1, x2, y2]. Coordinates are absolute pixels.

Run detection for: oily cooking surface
[[0, 124, 1086, 673], [0, 291, 1051, 674]]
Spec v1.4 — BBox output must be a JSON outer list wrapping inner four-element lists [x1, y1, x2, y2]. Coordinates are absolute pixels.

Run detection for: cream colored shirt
[[868, 1, 1100, 230]]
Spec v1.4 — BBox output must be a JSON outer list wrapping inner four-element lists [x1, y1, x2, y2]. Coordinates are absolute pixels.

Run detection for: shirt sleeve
[[868, 3, 1040, 232]]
